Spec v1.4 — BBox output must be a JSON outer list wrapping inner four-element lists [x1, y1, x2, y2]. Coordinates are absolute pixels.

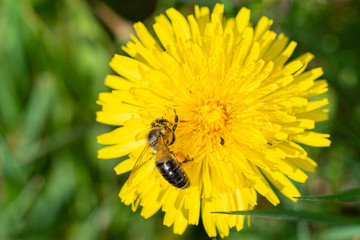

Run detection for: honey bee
[[128, 112, 190, 189]]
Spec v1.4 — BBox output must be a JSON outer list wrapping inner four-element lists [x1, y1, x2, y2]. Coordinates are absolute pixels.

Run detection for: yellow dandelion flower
[[96, 4, 330, 238]]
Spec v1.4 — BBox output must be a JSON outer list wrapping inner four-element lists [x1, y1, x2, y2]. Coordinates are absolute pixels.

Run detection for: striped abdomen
[[155, 159, 190, 189]]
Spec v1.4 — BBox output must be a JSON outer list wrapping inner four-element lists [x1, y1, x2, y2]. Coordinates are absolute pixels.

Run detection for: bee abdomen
[[155, 160, 190, 189]]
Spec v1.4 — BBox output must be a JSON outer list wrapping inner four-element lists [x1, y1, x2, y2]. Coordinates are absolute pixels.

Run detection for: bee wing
[[127, 144, 153, 186]]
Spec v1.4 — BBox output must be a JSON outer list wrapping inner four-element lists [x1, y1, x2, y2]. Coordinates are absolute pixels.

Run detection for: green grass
[[1, 0, 360, 239]]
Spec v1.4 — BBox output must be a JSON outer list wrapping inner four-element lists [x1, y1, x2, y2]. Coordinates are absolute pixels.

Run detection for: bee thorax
[[147, 128, 161, 150], [147, 127, 173, 151]]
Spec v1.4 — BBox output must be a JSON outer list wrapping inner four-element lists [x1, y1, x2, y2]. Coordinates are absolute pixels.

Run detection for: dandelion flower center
[[195, 100, 230, 133]]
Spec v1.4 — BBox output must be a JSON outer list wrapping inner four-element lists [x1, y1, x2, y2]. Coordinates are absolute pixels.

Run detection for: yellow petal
[[289, 156, 318, 172], [277, 141, 307, 159], [211, 4, 224, 23], [263, 170, 301, 201], [296, 109, 329, 122], [98, 140, 145, 159], [291, 131, 331, 147], [134, 22, 162, 51], [264, 33, 289, 60], [202, 198, 217, 237], [293, 53, 315, 76], [173, 211, 188, 235], [277, 159, 308, 183], [302, 79, 328, 98], [109, 54, 150, 82], [114, 158, 134, 175], [245, 42, 260, 65], [235, 7, 250, 35], [96, 111, 136, 126], [187, 15, 201, 45], [153, 22, 175, 49], [97, 126, 144, 145], [254, 16, 273, 41], [294, 67, 324, 85], [166, 8, 191, 40], [104, 75, 138, 90], [195, 5, 210, 35], [273, 41, 297, 66], [305, 98, 329, 112]]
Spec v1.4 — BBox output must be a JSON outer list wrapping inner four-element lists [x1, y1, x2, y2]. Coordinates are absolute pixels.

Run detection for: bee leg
[[169, 110, 178, 146], [169, 134, 176, 146], [172, 109, 178, 133]]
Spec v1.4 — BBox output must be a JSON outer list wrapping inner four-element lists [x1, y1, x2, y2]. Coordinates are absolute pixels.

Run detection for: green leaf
[[211, 209, 360, 225], [294, 188, 360, 202]]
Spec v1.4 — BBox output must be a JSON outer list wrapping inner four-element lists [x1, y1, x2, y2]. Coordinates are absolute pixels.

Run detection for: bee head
[[151, 119, 173, 129]]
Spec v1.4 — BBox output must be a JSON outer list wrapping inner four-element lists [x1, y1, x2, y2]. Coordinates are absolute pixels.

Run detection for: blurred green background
[[1, 0, 359, 239]]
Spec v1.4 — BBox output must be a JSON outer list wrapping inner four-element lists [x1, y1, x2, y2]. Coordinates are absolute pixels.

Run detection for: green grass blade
[[26, 152, 77, 231], [0, 134, 25, 194], [212, 209, 360, 225], [316, 226, 360, 240], [294, 188, 360, 202], [0, 69, 21, 130], [1, 176, 45, 237], [67, 206, 112, 240], [18, 124, 91, 165], [18, 73, 55, 151]]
